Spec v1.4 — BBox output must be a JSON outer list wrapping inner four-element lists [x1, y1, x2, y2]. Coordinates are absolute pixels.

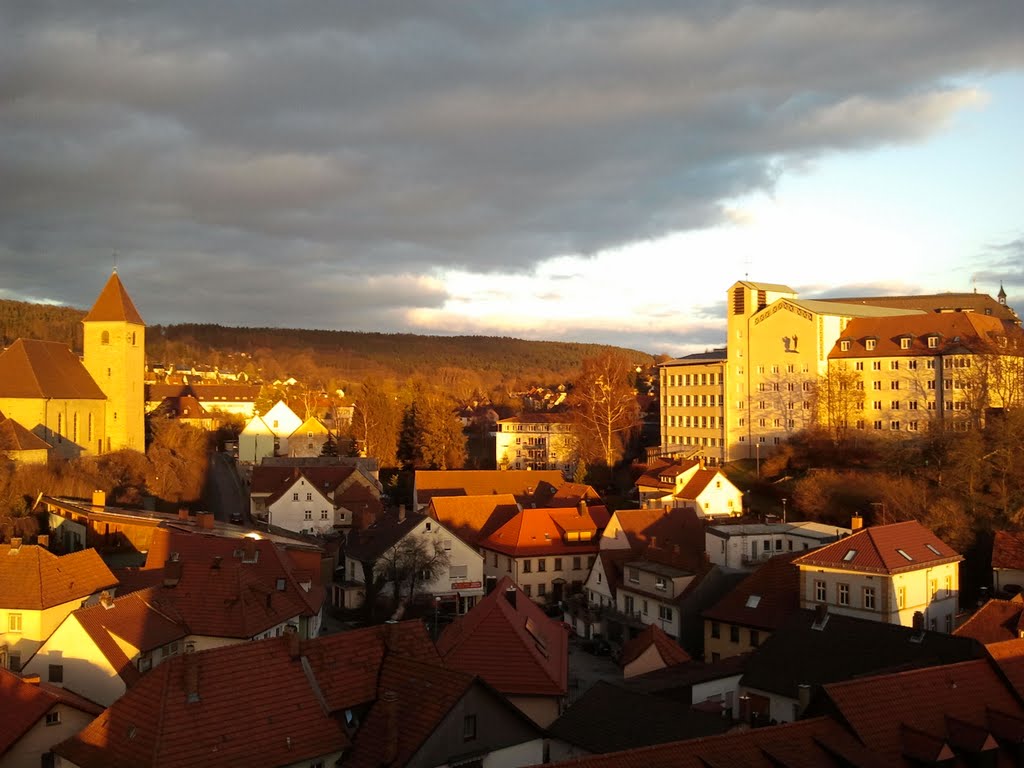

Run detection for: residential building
[[0, 542, 117, 673], [613, 552, 703, 642], [635, 456, 742, 518], [414, 469, 565, 511], [954, 596, 1024, 645], [252, 463, 383, 535], [23, 588, 187, 706], [238, 399, 303, 462], [146, 394, 218, 430], [341, 509, 484, 615], [618, 623, 692, 679], [658, 349, 728, 464], [145, 382, 260, 419], [479, 501, 609, 603], [703, 552, 801, 662], [0, 271, 145, 457], [705, 521, 850, 569], [0, 668, 103, 768], [739, 608, 982, 724], [793, 520, 962, 631], [991, 529, 1024, 593], [494, 413, 576, 473], [438, 577, 568, 727], [286, 415, 331, 457], [54, 621, 546, 768]]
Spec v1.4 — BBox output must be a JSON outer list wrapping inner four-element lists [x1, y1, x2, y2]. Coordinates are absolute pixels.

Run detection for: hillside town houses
[[7, 272, 1024, 767]]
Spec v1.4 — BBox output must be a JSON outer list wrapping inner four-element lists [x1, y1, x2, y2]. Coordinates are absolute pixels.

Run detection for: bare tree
[[570, 352, 640, 468], [375, 535, 451, 610], [815, 363, 862, 444]]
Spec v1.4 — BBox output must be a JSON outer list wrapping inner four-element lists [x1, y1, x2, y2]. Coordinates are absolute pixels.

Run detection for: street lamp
[[433, 596, 442, 639], [755, 442, 761, 478], [781, 497, 787, 524]]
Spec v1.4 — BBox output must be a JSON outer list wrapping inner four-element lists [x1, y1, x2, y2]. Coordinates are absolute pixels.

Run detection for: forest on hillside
[[0, 299, 655, 395]]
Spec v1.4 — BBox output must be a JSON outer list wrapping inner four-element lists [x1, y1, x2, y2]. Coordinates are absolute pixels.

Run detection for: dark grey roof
[[547, 681, 730, 753], [740, 609, 983, 699], [344, 512, 425, 562]]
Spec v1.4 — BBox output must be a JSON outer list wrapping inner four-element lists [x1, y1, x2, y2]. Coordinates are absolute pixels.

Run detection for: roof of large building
[[793, 520, 962, 575], [659, 348, 728, 366], [0, 416, 51, 451], [953, 597, 1024, 645], [991, 530, 1024, 571], [741, 609, 983, 699], [438, 577, 568, 698], [54, 622, 440, 768], [82, 271, 145, 325], [547, 680, 729, 755], [821, 291, 1018, 323], [496, 413, 572, 424], [0, 668, 104, 756], [0, 544, 117, 610], [428, 494, 523, 548], [702, 552, 801, 631], [121, 530, 323, 637], [619, 624, 692, 669], [829, 312, 1018, 359], [0, 339, 107, 399], [416, 469, 566, 507], [786, 297, 925, 319], [145, 383, 261, 403]]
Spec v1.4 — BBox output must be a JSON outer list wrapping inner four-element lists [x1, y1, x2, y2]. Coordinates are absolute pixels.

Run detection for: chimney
[[650, 535, 658, 549], [100, 590, 114, 609], [851, 514, 863, 531], [164, 559, 183, 587], [195, 511, 215, 530], [184, 654, 200, 703], [9, 537, 22, 552], [21, 674, 41, 685], [244, 537, 257, 562], [797, 684, 812, 715], [92, 490, 106, 507], [286, 628, 300, 659], [739, 694, 751, 724], [505, 586, 517, 609], [381, 690, 400, 765], [211, 555, 222, 570], [398, 504, 406, 523], [577, 500, 587, 518], [36, 534, 49, 549], [178, 507, 190, 521], [912, 611, 925, 631], [699, 455, 706, 470]]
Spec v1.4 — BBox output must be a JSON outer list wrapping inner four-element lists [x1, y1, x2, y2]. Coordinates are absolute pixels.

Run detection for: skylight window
[[897, 549, 913, 561], [925, 544, 942, 556], [843, 549, 857, 562], [745, 595, 762, 608]]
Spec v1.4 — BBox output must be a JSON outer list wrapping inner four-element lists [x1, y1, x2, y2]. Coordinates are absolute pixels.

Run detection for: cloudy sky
[[2, 2, 1022, 356]]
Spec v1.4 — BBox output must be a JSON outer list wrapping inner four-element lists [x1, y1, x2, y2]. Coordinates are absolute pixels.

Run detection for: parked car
[[229, 510, 244, 524], [581, 636, 612, 656]]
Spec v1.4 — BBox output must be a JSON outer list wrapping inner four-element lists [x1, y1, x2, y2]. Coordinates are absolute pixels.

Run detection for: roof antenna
[[113, 253, 119, 274]]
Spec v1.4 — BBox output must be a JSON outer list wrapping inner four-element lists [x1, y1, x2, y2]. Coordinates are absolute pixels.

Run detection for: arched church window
[[101, 331, 110, 345]]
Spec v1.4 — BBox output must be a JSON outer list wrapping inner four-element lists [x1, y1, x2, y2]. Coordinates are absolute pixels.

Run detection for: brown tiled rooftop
[[0, 339, 107, 400], [0, 668, 102, 756], [794, 520, 961, 574], [619, 624, 692, 668], [0, 544, 117, 610], [953, 597, 1024, 645], [82, 271, 145, 325], [703, 552, 801, 631], [0, 417, 51, 451], [428, 494, 522, 547], [991, 530, 1024, 570]]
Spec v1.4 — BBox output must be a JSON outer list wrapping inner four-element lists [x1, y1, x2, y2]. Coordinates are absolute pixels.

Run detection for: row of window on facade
[[666, 394, 725, 407], [621, 594, 674, 623], [710, 621, 761, 647], [53, 412, 98, 444], [665, 415, 723, 429], [665, 372, 722, 387], [665, 435, 722, 447]]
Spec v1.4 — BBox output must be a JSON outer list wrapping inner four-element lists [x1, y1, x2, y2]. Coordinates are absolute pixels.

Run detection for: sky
[[2, 2, 1022, 357]]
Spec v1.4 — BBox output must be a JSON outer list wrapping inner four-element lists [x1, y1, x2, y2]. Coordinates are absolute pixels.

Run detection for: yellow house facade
[[659, 350, 727, 464], [495, 414, 576, 474]]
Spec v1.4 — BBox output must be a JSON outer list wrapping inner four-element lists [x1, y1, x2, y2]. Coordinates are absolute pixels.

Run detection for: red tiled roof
[[702, 552, 801, 631], [619, 624, 692, 668], [954, 598, 1024, 645], [416, 469, 565, 508], [428, 494, 522, 548], [135, 530, 323, 637], [0, 417, 51, 451], [251, 464, 356, 496], [481, 505, 606, 557], [607, 507, 705, 560], [535, 716, 880, 768], [829, 312, 1016, 359], [0, 339, 107, 399], [0, 669, 69, 754], [82, 271, 144, 325], [0, 545, 117, 610], [344, 655, 475, 768], [73, 588, 188, 686], [822, 659, 1024, 765], [146, 383, 260, 403], [821, 291, 1018, 322], [676, 468, 720, 500], [991, 530, 1024, 570], [793, 520, 962, 574], [438, 577, 568, 698]]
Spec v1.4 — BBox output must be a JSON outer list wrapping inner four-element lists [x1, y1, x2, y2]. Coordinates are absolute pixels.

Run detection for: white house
[[238, 400, 303, 463], [706, 521, 850, 570], [635, 457, 742, 518]]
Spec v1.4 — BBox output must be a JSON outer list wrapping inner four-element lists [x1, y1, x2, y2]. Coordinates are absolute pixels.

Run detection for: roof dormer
[[864, 337, 878, 352]]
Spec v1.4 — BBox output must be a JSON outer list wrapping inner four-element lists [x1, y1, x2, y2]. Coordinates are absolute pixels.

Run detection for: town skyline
[[2, 3, 1022, 356]]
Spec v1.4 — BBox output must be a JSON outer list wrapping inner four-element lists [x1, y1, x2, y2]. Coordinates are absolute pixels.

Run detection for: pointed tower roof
[[999, 283, 1007, 303], [83, 271, 145, 325]]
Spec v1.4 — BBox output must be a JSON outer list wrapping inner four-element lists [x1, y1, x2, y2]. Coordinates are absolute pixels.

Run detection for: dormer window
[[900, 336, 912, 350], [927, 336, 938, 349], [865, 338, 877, 351], [840, 340, 851, 352]]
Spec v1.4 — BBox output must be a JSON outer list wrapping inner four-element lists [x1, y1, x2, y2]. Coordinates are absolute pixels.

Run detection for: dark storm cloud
[[1, 1, 1022, 332]]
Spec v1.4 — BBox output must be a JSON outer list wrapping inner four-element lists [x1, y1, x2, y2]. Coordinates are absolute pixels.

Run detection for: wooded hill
[[0, 299, 653, 394]]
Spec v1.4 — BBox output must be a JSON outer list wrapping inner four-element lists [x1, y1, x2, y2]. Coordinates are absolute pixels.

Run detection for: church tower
[[82, 272, 146, 452]]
